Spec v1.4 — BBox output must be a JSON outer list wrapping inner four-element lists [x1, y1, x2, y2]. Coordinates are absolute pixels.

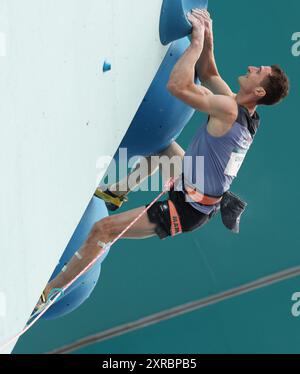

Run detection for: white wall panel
[[0, 0, 167, 353]]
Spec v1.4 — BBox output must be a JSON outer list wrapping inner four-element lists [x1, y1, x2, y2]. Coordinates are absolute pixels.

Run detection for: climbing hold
[[115, 37, 196, 160], [159, 0, 208, 45], [103, 61, 112, 73], [41, 197, 110, 320]]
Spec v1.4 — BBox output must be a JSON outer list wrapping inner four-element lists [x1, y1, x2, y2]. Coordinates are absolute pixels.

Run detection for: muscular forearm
[[168, 42, 204, 90], [196, 46, 219, 82]]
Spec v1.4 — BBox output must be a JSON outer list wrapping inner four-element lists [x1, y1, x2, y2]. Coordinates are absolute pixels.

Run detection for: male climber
[[38, 9, 289, 303]]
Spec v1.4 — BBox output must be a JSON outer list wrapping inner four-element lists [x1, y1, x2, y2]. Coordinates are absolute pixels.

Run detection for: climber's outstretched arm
[[193, 9, 235, 97], [167, 11, 237, 122], [167, 11, 205, 93]]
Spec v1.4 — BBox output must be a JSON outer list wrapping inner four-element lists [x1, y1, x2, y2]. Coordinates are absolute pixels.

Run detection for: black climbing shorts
[[146, 188, 216, 240]]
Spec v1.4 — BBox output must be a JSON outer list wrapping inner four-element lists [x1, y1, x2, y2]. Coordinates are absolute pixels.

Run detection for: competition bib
[[224, 151, 247, 177]]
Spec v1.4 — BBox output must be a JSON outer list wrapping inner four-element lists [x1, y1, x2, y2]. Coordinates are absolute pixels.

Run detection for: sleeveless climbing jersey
[[180, 105, 260, 215]]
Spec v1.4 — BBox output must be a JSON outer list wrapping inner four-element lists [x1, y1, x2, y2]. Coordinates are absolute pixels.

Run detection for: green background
[[15, 0, 300, 354]]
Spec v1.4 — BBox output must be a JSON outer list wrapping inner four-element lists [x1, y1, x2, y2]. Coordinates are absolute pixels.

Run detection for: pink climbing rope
[[0, 178, 174, 352]]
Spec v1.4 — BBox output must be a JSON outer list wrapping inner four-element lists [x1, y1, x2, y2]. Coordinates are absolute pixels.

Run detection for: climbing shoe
[[94, 188, 128, 212]]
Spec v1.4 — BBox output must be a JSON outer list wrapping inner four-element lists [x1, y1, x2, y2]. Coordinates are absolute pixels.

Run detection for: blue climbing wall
[[116, 38, 195, 160], [42, 198, 110, 320], [160, 0, 208, 45]]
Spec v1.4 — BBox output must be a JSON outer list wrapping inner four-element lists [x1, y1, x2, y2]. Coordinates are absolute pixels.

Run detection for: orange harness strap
[[184, 185, 223, 206], [168, 200, 183, 237]]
